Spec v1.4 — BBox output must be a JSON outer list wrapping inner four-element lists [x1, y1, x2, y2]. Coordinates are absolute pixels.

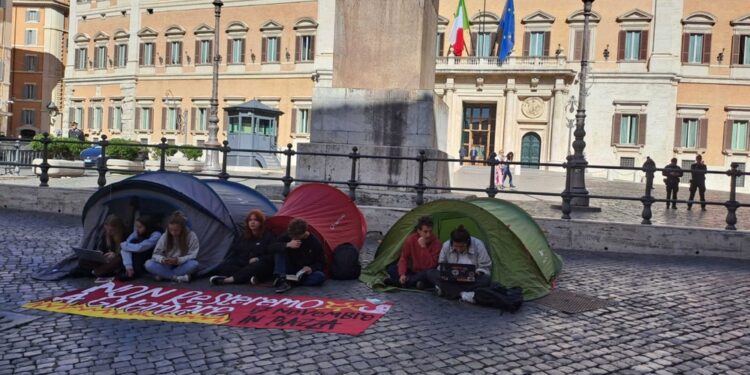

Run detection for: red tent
[[267, 184, 367, 269]]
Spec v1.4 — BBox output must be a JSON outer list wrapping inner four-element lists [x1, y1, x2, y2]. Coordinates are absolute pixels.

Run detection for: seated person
[[426, 225, 492, 299], [270, 218, 326, 293], [144, 211, 200, 283], [117, 215, 162, 280], [384, 215, 441, 289], [77, 214, 127, 277], [209, 209, 275, 286]]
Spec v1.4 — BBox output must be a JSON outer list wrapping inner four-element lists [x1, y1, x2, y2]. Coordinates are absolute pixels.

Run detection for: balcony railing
[[436, 55, 568, 70]]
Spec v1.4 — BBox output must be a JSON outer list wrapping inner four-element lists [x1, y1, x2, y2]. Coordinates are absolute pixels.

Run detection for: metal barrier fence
[[1, 133, 748, 230], [0, 140, 41, 175]]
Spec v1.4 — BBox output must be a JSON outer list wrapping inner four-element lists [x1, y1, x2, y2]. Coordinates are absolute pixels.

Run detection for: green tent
[[360, 198, 563, 300]]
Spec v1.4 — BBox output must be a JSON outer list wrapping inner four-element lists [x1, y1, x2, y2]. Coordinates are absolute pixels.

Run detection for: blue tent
[[79, 171, 277, 276]]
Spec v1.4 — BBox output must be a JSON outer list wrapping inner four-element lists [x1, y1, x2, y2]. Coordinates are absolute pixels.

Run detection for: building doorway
[[461, 104, 496, 163], [520, 132, 541, 169]]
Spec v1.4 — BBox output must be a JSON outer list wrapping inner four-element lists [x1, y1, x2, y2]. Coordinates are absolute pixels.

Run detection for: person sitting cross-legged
[[426, 225, 492, 300], [270, 218, 326, 293], [144, 211, 200, 283], [384, 215, 441, 290], [209, 209, 275, 286]]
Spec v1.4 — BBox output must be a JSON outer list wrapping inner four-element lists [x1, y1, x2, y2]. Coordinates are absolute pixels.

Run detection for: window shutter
[[139, 43, 144, 65], [639, 30, 648, 61], [681, 33, 689, 63], [114, 47, 119, 67], [261, 37, 267, 62], [276, 38, 281, 61], [295, 36, 301, 62], [291, 108, 297, 133], [108, 107, 113, 129], [617, 31, 626, 60], [611, 114, 621, 145], [227, 39, 233, 63], [161, 108, 167, 130], [723, 120, 733, 150], [177, 42, 182, 64], [438, 33, 444, 56], [731, 35, 740, 65], [240, 39, 246, 63], [637, 114, 647, 145], [135, 108, 141, 129], [166, 42, 172, 64], [195, 40, 200, 64], [470, 32, 477, 56], [699, 118, 708, 149], [523, 32, 530, 56], [68, 108, 75, 126], [573, 30, 583, 60], [674, 118, 683, 147], [208, 41, 213, 62], [489, 32, 497, 55], [151, 44, 156, 65], [702, 34, 711, 64], [191, 108, 196, 131], [543, 31, 551, 56], [75, 50, 80, 69], [223, 111, 229, 133], [149, 109, 154, 130], [87, 107, 93, 130], [310, 36, 315, 59]]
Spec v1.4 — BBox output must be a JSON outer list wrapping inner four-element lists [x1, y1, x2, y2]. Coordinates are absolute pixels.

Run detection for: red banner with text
[[24, 282, 393, 336]]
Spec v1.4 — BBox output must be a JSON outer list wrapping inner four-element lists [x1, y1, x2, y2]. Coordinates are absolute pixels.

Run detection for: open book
[[286, 269, 307, 282]]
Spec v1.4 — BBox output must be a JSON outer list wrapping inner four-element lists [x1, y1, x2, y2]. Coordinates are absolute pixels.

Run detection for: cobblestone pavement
[[1, 210, 749, 374]]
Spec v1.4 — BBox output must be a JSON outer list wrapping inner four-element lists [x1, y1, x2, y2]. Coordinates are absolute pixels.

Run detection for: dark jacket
[[270, 233, 326, 273], [662, 163, 683, 186], [228, 230, 276, 265], [690, 162, 707, 185]]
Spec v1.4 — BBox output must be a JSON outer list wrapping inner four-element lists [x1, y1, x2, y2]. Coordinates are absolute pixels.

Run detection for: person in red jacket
[[384, 216, 441, 289]]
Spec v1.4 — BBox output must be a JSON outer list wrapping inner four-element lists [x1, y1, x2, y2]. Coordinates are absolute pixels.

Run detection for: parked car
[[80, 145, 102, 167]]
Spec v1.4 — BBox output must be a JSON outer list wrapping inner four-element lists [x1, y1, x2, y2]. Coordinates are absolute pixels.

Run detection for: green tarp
[[360, 198, 563, 300]]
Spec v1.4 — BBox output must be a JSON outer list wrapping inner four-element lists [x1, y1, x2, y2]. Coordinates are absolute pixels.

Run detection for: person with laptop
[[116, 215, 162, 281], [75, 214, 127, 278], [209, 209, 276, 286], [270, 218, 326, 293], [426, 225, 492, 300], [144, 211, 200, 283], [384, 215, 441, 289]]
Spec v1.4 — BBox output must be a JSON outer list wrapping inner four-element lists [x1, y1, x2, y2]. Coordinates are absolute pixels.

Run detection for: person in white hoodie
[[117, 215, 162, 280], [144, 211, 200, 283]]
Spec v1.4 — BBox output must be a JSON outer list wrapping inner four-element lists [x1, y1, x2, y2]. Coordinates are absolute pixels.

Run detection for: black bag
[[330, 243, 361, 280], [473, 282, 523, 313]]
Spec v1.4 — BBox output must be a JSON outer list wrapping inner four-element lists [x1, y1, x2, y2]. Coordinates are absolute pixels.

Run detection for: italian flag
[[449, 0, 471, 56]]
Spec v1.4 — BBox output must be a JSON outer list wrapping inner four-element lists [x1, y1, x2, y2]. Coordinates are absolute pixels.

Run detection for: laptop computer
[[72, 247, 109, 263], [439, 263, 477, 282]]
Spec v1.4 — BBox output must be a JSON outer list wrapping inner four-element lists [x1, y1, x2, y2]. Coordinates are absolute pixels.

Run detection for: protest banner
[[25, 281, 393, 336]]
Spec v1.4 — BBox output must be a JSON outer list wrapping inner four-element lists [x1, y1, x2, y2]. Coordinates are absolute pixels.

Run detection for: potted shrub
[[30, 134, 86, 177], [145, 146, 179, 171], [178, 147, 204, 172], [106, 138, 146, 173]]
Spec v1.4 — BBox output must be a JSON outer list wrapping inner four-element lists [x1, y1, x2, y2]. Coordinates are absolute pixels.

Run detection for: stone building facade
[[65, 0, 750, 192]]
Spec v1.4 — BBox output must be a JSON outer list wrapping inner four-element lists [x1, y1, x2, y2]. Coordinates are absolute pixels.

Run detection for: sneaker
[[460, 291, 476, 304], [510, 184, 516, 188], [415, 281, 426, 290], [174, 275, 190, 283], [499, 184, 505, 189], [209, 276, 226, 286], [434, 285, 443, 297], [272, 276, 283, 288], [275, 280, 292, 294], [250, 276, 258, 285]]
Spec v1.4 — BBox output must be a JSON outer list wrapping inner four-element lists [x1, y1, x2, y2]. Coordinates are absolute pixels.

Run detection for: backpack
[[473, 282, 523, 313], [330, 243, 361, 280]]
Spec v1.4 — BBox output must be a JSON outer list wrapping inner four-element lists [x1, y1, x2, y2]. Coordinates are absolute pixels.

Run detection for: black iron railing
[[1, 133, 748, 230]]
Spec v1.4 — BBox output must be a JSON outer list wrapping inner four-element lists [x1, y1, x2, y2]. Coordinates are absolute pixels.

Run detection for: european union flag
[[496, 0, 515, 63]]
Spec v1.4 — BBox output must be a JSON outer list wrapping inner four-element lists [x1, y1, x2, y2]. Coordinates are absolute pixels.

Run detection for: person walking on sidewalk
[[662, 158, 683, 209], [501, 152, 516, 189], [687, 155, 707, 211]]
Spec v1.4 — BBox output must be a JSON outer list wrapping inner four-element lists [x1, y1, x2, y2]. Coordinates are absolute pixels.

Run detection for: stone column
[[549, 79, 567, 169], [502, 79, 517, 156]]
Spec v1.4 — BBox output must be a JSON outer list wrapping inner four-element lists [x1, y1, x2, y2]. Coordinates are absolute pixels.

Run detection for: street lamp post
[[205, 0, 223, 172], [569, 0, 594, 207]]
